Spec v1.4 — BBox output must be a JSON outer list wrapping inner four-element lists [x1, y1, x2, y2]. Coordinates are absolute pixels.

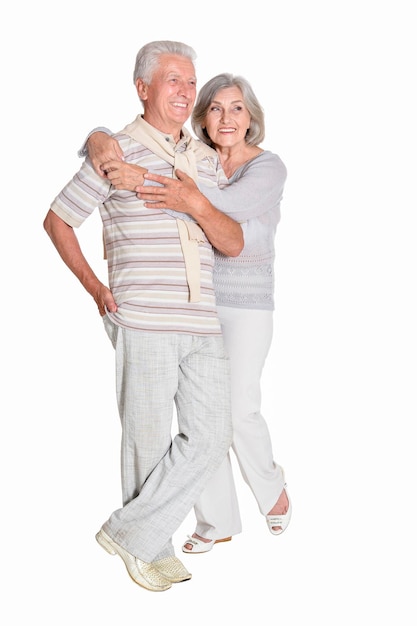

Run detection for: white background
[[2, 1, 416, 623]]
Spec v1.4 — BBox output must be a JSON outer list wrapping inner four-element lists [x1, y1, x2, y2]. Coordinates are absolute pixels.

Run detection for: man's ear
[[136, 78, 148, 100]]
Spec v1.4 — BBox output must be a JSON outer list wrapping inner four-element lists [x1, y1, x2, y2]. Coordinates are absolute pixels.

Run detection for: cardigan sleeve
[[203, 151, 287, 223]]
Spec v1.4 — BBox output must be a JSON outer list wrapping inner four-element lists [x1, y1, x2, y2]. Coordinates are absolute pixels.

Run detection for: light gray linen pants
[[193, 307, 285, 539], [102, 317, 232, 562]]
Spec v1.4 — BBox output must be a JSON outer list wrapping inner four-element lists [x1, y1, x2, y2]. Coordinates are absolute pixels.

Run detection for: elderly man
[[43, 40, 243, 592]]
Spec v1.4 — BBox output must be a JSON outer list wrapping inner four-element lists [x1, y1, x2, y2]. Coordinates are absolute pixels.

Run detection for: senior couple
[[44, 40, 290, 592]]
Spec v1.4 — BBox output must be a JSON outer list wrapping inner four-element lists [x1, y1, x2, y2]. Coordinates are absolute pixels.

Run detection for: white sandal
[[266, 485, 292, 535], [182, 535, 232, 554]]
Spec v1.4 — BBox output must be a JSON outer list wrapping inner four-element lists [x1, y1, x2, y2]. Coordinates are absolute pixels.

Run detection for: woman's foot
[[182, 534, 232, 553], [266, 486, 292, 534], [184, 533, 209, 551]]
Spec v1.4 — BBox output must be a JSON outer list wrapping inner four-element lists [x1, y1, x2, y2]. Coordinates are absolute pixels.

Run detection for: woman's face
[[203, 86, 251, 149]]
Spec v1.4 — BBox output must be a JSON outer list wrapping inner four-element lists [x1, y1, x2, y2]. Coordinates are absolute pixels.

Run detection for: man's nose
[[177, 81, 193, 96]]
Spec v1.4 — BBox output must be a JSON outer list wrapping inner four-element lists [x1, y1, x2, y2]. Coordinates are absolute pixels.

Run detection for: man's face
[[137, 54, 197, 137]]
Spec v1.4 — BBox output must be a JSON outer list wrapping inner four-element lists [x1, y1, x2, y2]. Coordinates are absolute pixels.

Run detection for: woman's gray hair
[[133, 40, 197, 84], [192, 73, 265, 147]]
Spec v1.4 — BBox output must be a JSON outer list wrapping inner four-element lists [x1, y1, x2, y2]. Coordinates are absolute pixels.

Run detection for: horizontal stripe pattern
[[50, 131, 224, 334]]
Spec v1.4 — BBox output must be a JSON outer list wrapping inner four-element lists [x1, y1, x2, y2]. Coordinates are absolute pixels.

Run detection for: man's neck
[[142, 113, 183, 143]]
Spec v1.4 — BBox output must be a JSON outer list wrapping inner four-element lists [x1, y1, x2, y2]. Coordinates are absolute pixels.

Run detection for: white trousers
[[194, 306, 285, 539], [102, 318, 233, 561]]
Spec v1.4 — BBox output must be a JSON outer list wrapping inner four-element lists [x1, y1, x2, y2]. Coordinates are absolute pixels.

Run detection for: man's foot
[[96, 528, 172, 591], [153, 555, 192, 582]]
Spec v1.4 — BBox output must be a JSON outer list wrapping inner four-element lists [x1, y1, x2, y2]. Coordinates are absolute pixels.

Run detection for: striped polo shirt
[[50, 125, 227, 335]]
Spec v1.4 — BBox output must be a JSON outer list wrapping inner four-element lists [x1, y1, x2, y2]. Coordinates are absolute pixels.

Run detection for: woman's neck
[[216, 144, 262, 178]]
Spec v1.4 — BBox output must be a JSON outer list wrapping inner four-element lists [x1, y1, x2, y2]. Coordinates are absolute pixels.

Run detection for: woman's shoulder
[[257, 150, 285, 168], [240, 150, 287, 180]]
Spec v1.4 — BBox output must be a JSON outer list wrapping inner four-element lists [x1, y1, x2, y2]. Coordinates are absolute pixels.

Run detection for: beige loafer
[[153, 555, 192, 582], [96, 528, 172, 591]]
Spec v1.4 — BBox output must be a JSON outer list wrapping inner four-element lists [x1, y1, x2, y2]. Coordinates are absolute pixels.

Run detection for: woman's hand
[[101, 161, 147, 190], [87, 132, 124, 177]]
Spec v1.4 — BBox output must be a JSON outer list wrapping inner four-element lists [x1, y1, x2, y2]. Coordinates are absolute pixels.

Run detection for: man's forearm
[[43, 210, 103, 297], [136, 171, 244, 256], [189, 196, 243, 257]]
